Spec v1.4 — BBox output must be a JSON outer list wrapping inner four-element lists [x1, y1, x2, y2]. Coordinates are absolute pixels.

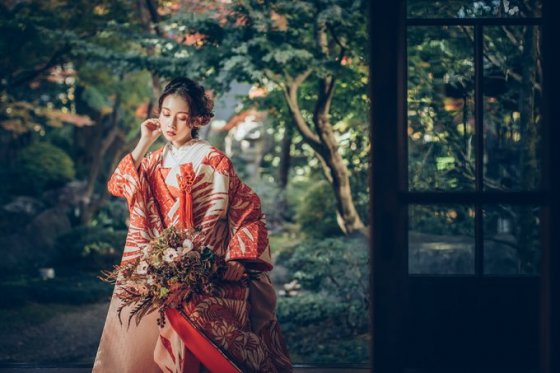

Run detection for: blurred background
[[0, 0, 370, 367]]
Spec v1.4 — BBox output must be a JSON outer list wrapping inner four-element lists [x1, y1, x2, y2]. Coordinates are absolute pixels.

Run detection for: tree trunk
[[275, 17, 367, 236], [79, 92, 122, 224], [282, 77, 366, 235], [278, 121, 292, 190], [276, 120, 293, 222]]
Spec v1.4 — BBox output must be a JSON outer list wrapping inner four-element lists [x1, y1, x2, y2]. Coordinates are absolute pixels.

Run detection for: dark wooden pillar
[[540, 1, 560, 372], [368, 1, 407, 372]]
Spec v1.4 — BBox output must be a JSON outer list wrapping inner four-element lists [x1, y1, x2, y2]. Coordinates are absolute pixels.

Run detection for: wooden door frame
[[540, 1, 560, 372], [368, 0, 560, 372], [368, 1, 408, 372]]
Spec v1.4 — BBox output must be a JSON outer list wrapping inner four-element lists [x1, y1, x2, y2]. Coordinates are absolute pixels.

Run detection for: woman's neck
[[170, 136, 196, 149]]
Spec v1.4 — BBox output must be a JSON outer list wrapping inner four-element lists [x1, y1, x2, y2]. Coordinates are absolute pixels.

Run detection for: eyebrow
[[162, 106, 189, 114]]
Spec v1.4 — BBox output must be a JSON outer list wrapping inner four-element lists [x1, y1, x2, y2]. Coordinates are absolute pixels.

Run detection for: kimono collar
[[166, 138, 201, 155]]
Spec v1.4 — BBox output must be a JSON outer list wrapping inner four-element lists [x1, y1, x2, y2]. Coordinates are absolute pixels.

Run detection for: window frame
[[405, 15, 544, 277], [368, 0, 560, 371]]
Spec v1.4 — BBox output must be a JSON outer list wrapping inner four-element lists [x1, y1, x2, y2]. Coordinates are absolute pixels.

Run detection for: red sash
[[165, 308, 243, 373]]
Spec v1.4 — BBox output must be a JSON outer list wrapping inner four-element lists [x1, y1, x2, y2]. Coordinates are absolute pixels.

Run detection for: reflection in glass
[[409, 204, 475, 274], [483, 26, 542, 191], [483, 205, 540, 275], [407, 0, 542, 19], [408, 26, 475, 191]]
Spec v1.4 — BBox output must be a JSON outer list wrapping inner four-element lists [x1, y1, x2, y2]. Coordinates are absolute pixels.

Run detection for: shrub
[[276, 234, 369, 363], [17, 142, 76, 195], [90, 199, 129, 230], [295, 180, 343, 238], [28, 274, 113, 304], [0, 272, 113, 307], [55, 225, 126, 270]]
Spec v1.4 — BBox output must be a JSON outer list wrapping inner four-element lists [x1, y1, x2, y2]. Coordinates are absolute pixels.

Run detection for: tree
[[150, 0, 370, 235], [0, 0, 162, 223]]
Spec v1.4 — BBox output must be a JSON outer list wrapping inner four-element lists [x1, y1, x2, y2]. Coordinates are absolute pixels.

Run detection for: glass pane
[[408, 26, 475, 191], [409, 204, 475, 274], [484, 205, 541, 275], [483, 26, 542, 191], [407, 0, 542, 18]]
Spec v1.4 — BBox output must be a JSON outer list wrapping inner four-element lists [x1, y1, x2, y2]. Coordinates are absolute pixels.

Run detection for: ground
[[0, 302, 108, 364]]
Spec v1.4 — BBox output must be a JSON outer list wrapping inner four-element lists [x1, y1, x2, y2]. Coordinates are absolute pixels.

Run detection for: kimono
[[92, 138, 292, 373]]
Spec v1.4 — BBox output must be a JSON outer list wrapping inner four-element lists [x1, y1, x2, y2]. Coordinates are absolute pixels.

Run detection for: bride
[[92, 77, 292, 373]]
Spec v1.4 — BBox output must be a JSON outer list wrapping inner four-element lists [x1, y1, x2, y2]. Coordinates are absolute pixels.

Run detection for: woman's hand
[[223, 260, 245, 282], [131, 118, 162, 169], [140, 117, 162, 146]]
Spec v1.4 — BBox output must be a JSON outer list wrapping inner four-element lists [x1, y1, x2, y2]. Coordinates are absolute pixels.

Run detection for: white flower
[[142, 244, 151, 258], [182, 239, 194, 252], [163, 248, 179, 263], [136, 260, 149, 275], [146, 275, 156, 285]]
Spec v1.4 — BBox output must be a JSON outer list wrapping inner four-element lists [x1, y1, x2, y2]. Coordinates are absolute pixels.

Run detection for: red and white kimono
[[93, 138, 292, 373]]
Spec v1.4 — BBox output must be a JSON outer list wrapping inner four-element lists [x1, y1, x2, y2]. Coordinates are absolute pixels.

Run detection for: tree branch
[[144, 0, 162, 36], [281, 69, 323, 151], [10, 45, 71, 87]]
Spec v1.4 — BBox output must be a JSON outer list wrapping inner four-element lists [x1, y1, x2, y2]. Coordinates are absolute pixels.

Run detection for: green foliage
[[55, 225, 126, 270], [90, 199, 129, 230], [283, 236, 369, 303], [407, 26, 476, 191], [407, 0, 540, 18], [244, 176, 287, 228], [0, 271, 113, 307], [276, 235, 369, 363], [409, 204, 474, 236], [28, 273, 113, 304], [0, 0, 141, 135], [17, 142, 75, 195], [295, 180, 343, 238]]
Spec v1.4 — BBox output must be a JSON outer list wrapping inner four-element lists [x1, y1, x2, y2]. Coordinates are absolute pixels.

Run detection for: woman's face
[[159, 93, 194, 146]]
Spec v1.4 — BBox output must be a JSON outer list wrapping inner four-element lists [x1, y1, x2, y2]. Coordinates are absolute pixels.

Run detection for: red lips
[[166, 131, 176, 136]]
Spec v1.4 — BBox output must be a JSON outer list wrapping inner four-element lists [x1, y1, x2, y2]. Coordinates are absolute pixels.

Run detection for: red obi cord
[[177, 164, 195, 229], [165, 308, 243, 373]]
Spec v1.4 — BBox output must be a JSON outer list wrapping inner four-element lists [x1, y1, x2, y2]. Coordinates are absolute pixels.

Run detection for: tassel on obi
[[177, 163, 195, 229]]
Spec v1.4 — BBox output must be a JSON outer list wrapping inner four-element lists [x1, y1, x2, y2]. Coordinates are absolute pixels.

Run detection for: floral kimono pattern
[[93, 138, 292, 373]]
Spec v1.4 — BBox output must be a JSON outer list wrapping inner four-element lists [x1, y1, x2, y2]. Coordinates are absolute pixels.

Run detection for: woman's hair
[[157, 77, 214, 138]]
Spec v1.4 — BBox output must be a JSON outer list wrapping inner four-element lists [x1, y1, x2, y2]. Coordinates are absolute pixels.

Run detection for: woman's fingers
[[144, 118, 160, 130], [141, 119, 162, 141]]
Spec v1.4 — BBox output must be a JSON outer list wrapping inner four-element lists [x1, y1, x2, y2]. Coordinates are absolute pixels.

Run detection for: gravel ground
[[0, 262, 288, 366], [0, 300, 370, 372], [0, 302, 109, 364]]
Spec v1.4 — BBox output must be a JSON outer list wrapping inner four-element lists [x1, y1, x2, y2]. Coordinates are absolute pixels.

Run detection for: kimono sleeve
[[107, 152, 149, 207], [221, 156, 273, 272]]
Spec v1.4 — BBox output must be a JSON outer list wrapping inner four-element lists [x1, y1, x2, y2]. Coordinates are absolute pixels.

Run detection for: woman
[[93, 77, 292, 373]]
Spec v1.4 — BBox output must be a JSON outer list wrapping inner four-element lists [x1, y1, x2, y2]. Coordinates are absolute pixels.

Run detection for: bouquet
[[98, 226, 229, 329]]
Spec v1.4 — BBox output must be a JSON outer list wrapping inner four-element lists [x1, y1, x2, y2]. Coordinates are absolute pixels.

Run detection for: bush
[[245, 177, 287, 229], [295, 180, 343, 238], [276, 235, 369, 363], [55, 225, 126, 270], [90, 199, 129, 230], [0, 271, 113, 307], [17, 142, 76, 195], [28, 274, 113, 304]]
